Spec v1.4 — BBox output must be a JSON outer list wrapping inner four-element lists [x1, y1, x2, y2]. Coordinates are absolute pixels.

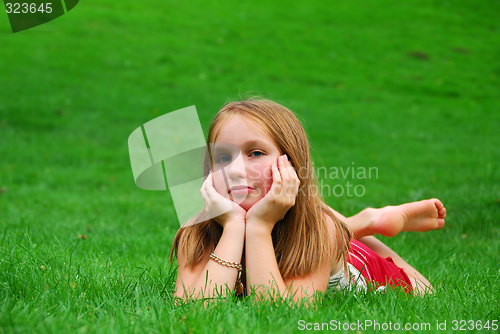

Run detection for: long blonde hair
[[170, 98, 351, 278]]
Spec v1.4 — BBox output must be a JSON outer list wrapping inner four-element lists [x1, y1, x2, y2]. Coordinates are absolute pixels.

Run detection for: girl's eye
[[250, 151, 263, 157], [217, 155, 232, 163]]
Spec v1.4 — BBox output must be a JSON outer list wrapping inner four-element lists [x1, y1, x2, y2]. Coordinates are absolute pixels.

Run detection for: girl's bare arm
[[244, 155, 339, 300], [245, 214, 340, 301], [175, 172, 247, 300], [174, 219, 245, 300]]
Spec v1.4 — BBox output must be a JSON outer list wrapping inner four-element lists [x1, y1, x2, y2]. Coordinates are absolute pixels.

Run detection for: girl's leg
[[332, 199, 446, 239], [329, 201, 443, 294], [358, 236, 432, 294]]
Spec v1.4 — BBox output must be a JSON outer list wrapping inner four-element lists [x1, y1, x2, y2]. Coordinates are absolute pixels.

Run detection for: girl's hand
[[200, 172, 246, 228], [245, 155, 300, 234]]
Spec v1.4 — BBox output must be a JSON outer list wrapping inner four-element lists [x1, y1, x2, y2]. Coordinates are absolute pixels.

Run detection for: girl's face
[[210, 115, 281, 211]]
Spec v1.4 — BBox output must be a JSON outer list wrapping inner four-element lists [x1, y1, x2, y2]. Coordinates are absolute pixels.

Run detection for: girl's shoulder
[[322, 211, 344, 275]]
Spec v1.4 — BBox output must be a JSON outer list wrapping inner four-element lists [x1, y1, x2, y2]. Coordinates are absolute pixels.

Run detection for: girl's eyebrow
[[242, 139, 269, 148]]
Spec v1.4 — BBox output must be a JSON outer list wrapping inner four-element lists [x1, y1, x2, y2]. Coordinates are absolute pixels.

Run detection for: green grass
[[1, 0, 499, 332]]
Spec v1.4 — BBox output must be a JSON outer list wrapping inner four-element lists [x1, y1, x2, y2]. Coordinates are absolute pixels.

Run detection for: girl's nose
[[225, 153, 246, 180]]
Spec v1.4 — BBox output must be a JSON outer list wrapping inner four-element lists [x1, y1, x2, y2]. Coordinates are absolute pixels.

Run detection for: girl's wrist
[[223, 218, 246, 232], [245, 219, 273, 236]]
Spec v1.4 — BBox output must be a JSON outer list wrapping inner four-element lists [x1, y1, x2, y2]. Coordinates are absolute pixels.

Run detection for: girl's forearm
[[177, 220, 245, 300], [244, 222, 289, 299]]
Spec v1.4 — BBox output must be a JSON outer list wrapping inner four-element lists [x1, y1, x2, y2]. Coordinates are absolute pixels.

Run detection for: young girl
[[170, 98, 446, 300]]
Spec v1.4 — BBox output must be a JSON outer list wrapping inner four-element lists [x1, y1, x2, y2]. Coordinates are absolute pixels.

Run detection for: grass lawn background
[[1, 0, 499, 332]]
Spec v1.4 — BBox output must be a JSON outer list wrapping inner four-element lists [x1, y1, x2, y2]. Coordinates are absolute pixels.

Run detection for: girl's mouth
[[229, 186, 254, 196]]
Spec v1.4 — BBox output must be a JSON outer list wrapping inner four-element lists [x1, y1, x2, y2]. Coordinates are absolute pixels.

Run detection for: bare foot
[[370, 199, 446, 237]]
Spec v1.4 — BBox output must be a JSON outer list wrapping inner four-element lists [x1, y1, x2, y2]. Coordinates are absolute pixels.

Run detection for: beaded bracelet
[[210, 253, 244, 295], [209, 253, 243, 272]]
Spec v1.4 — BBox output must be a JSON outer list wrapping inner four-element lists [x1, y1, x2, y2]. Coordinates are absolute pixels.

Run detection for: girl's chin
[[239, 203, 253, 211], [227, 191, 266, 210], [233, 198, 259, 211]]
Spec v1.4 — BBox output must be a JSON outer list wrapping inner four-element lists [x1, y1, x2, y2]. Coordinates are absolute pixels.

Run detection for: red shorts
[[347, 240, 413, 294]]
